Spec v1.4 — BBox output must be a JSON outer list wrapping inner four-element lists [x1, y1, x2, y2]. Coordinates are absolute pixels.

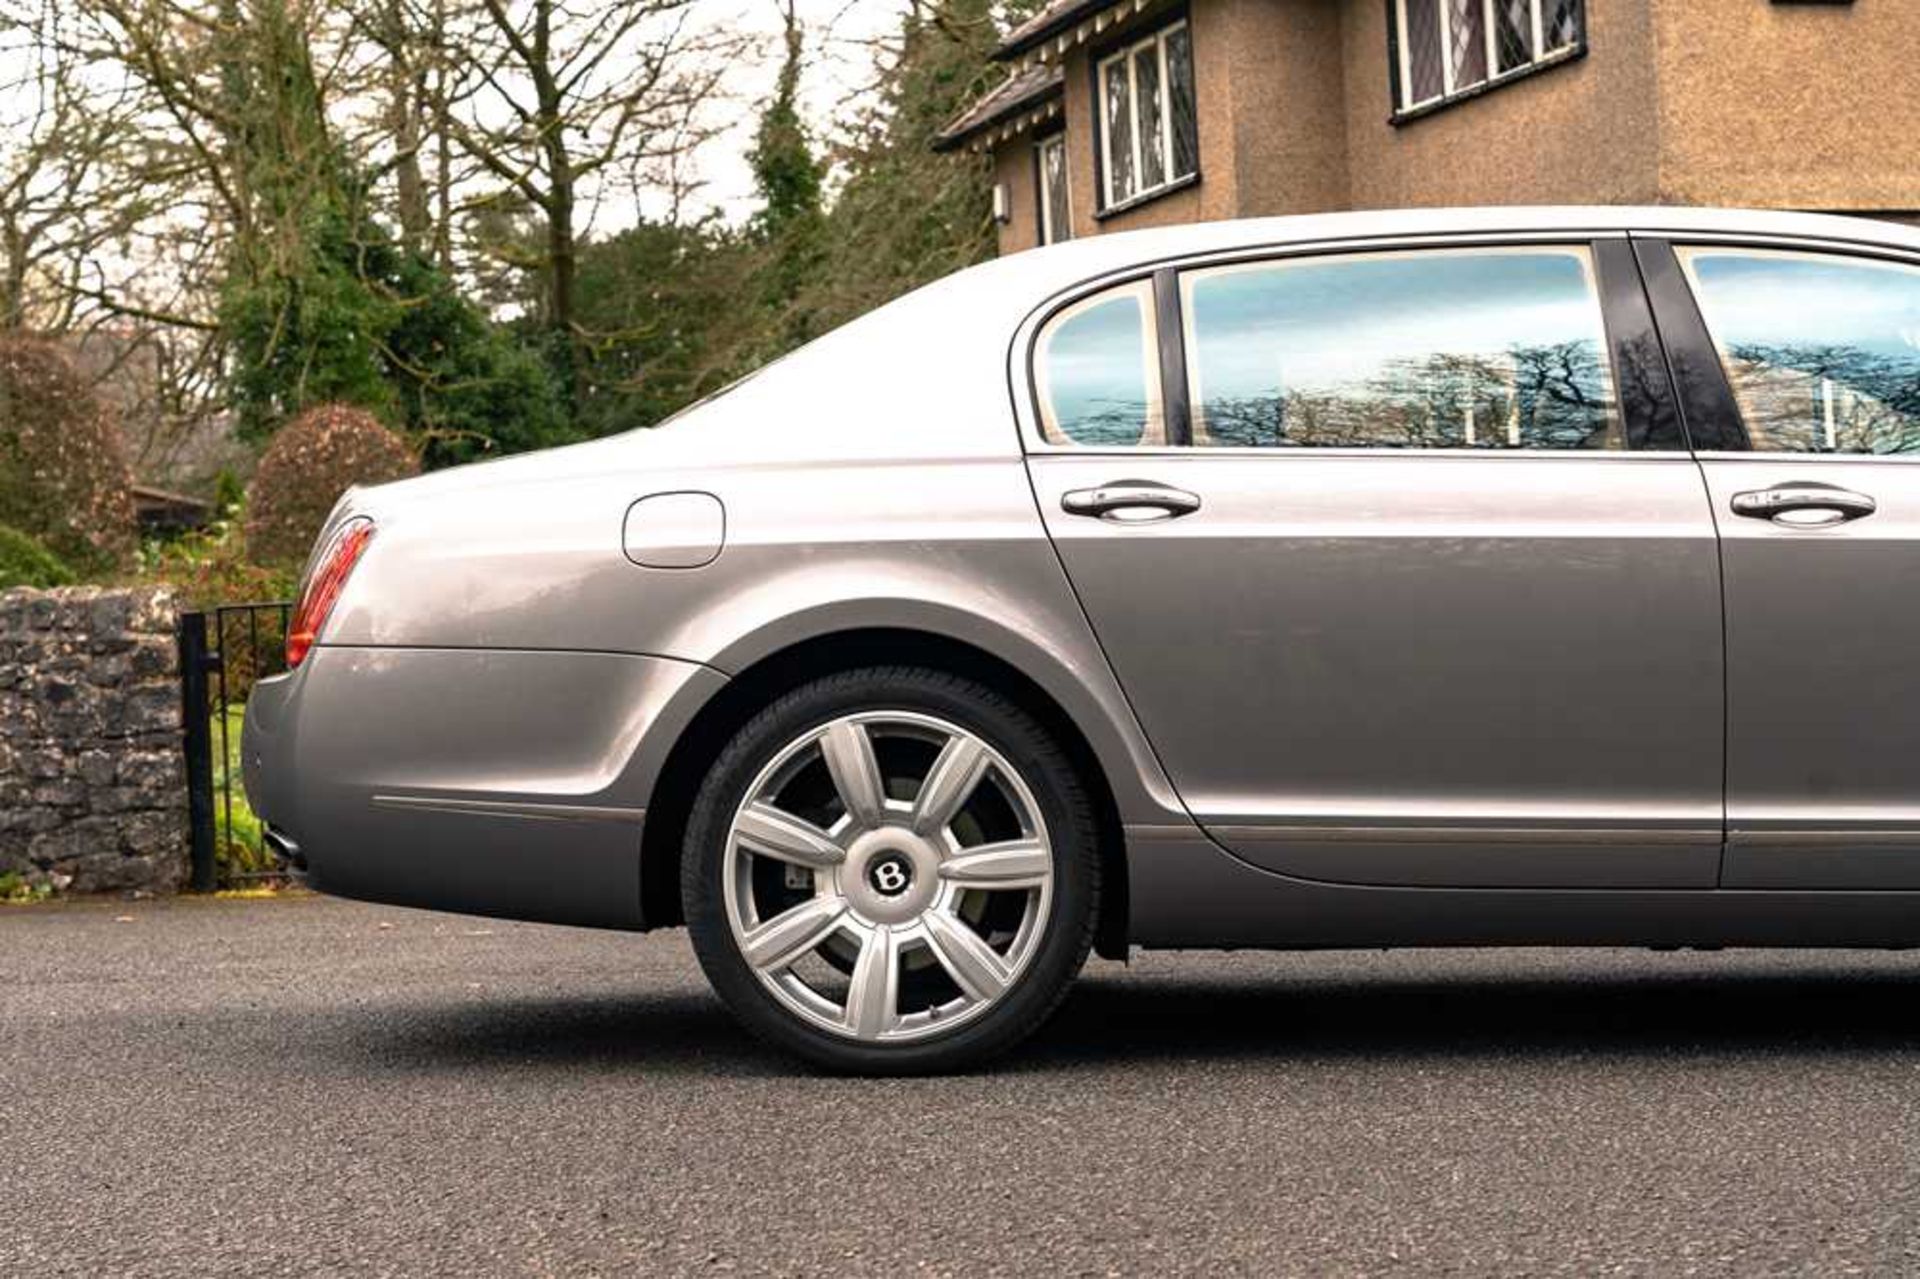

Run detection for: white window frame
[[1096, 20, 1194, 212], [1394, 0, 1581, 115], [1037, 133, 1071, 246]]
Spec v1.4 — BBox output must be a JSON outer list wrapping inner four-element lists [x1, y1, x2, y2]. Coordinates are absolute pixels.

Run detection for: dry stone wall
[[0, 587, 186, 895]]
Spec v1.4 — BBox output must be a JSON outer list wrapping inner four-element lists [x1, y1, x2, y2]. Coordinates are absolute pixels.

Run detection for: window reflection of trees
[[1056, 399, 1159, 446], [1199, 339, 1618, 450], [1722, 342, 1920, 455]]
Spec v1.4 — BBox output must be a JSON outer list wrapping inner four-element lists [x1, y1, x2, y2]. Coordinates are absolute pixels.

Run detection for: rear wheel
[[682, 667, 1100, 1073]]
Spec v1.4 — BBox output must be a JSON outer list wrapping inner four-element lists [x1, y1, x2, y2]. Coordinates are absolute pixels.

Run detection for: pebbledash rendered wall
[[0, 587, 187, 895]]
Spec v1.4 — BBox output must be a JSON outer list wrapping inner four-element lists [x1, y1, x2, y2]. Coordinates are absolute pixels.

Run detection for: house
[[130, 484, 213, 533], [935, 0, 1920, 255]]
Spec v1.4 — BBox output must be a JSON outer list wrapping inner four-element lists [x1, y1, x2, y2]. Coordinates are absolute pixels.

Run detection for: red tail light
[[287, 517, 375, 668]]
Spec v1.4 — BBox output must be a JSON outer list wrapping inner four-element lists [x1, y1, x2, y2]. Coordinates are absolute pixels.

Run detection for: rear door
[[1022, 237, 1726, 888], [1639, 238, 1920, 888]]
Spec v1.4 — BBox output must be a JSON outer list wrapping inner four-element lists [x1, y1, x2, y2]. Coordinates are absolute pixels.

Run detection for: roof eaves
[[995, 0, 1146, 64], [932, 65, 1066, 154]]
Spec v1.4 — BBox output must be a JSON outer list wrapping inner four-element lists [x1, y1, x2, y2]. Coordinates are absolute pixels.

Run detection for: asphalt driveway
[[3, 893, 1919, 1275]]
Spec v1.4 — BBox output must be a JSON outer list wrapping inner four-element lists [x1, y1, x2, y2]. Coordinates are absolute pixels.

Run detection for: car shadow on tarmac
[[1022, 962, 1920, 1069], [320, 959, 1920, 1078]]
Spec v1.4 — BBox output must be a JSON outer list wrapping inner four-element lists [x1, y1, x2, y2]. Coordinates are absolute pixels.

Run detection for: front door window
[[1676, 248, 1920, 455]]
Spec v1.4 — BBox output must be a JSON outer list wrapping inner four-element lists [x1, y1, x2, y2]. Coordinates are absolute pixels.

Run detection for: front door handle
[[1061, 480, 1202, 523], [1730, 482, 1877, 528]]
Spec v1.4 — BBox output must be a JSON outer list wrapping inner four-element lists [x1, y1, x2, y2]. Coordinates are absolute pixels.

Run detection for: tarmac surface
[[4, 892, 1919, 1275]]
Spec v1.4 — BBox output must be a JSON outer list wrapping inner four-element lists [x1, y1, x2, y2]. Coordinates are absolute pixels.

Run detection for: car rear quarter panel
[[323, 447, 1187, 829], [255, 262, 1196, 929]]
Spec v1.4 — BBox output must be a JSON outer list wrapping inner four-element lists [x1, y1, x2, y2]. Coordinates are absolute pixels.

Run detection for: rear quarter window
[[1033, 279, 1166, 447]]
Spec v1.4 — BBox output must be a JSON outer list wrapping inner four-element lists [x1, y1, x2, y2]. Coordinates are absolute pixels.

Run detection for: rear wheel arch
[[638, 627, 1129, 959]]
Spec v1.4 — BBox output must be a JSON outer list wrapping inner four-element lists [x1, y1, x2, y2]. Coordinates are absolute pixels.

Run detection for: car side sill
[[1206, 823, 1722, 889], [1127, 829, 1920, 949]]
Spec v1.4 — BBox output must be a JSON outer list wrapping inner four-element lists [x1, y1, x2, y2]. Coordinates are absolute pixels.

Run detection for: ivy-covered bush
[[245, 404, 418, 567], [0, 336, 138, 573], [0, 522, 74, 588]]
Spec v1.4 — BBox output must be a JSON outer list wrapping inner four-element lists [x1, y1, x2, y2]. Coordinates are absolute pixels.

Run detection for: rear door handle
[[1730, 482, 1877, 528], [1061, 480, 1202, 523]]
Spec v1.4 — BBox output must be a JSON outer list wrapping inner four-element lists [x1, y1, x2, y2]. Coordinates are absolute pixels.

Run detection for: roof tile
[[998, 0, 1131, 60], [933, 62, 1065, 152]]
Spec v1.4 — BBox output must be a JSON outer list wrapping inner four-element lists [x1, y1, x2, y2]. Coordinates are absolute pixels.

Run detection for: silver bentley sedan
[[245, 206, 1920, 1072]]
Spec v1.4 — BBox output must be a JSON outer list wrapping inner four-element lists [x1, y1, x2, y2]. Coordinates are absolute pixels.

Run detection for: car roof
[[999, 205, 1920, 294], [658, 206, 1919, 468]]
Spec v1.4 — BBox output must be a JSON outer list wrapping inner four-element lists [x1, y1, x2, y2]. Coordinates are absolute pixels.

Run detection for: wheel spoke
[[820, 721, 886, 830], [843, 925, 899, 1040], [911, 735, 991, 836], [734, 801, 845, 869], [939, 839, 1050, 889], [741, 896, 846, 972], [923, 911, 1012, 1003]]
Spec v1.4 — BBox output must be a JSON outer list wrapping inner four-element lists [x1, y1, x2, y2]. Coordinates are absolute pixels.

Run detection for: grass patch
[[213, 883, 308, 899], [211, 703, 282, 886], [0, 873, 55, 904]]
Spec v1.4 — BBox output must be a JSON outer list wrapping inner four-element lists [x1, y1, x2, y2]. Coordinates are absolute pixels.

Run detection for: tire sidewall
[[682, 667, 1099, 1074]]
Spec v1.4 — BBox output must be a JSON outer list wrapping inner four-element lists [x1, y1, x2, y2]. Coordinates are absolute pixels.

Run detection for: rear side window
[[1677, 248, 1920, 456], [1034, 280, 1166, 447], [1180, 247, 1624, 450]]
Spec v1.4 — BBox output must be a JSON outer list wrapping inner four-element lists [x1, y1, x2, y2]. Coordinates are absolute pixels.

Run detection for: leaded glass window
[[1395, 0, 1585, 114], [1096, 21, 1199, 210]]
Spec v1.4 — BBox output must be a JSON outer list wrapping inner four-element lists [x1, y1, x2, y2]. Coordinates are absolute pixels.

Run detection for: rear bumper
[[242, 645, 725, 929]]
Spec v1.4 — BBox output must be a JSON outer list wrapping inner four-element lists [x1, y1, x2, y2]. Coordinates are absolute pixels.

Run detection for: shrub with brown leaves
[[245, 404, 419, 568], [0, 336, 138, 573]]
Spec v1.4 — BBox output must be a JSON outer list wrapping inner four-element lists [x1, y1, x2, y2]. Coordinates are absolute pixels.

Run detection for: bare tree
[[0, 0, 239, 487], [436, 0, 739, 398], [342, 0, 461, 265], [0, 0, 158, 331]]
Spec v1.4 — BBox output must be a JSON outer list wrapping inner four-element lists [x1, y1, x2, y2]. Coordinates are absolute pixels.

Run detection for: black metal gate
[[177, 603, 294, 891]]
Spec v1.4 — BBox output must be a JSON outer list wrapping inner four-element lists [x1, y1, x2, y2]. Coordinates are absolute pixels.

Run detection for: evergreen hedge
[[0, 523, 75, 589]]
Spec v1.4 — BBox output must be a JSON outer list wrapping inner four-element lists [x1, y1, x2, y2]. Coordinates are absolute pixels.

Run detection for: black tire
[[682, 666, 1101, 1074]]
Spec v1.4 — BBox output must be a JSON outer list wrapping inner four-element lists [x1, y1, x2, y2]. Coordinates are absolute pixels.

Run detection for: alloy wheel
[[720, 710, 1055, 1044]]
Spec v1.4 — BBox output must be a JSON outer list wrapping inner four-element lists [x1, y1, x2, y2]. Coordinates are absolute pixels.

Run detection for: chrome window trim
[[1645, 230, 1920, 268], [1014, 227, 1920, 456], [1022, 446, 1695, 461], [1694, 450, 1920, 465], [1018, 231, 1644, 455]]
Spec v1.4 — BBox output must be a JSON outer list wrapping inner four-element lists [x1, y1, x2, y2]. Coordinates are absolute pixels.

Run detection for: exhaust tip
[[262, 826, 306, 872]]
